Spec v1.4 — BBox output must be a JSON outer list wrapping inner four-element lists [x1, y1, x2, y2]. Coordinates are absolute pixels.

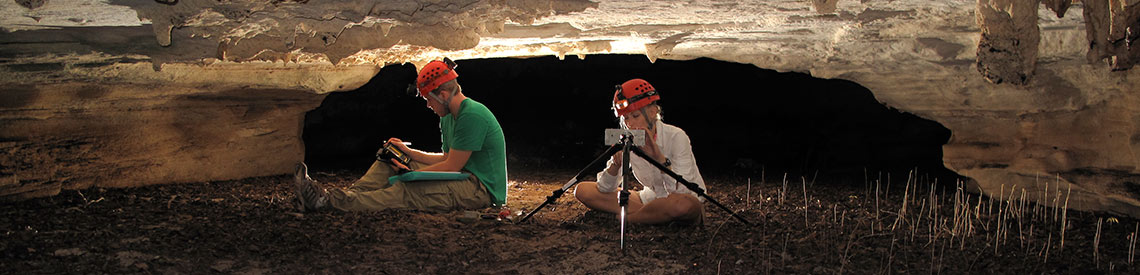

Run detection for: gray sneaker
[[293, 162, 328, 211]]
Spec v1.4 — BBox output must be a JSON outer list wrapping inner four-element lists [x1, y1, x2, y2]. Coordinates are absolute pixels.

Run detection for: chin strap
[[428, 88, 456, 116]]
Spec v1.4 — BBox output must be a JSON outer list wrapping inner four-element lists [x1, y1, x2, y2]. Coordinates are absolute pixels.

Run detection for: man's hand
[[382, 137, 412, 173], [375, 137, 408, 155], [387, 137, 411, 152], [388, 158, 411, 173]]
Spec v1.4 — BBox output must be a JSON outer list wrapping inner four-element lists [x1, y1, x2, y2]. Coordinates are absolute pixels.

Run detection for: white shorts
[[595, 182, 658, 205], [596, 183, 698, 205], [637, 189, 657, 205]]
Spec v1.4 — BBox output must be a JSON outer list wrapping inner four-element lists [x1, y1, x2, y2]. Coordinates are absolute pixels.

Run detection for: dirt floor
[[3, 167, 1139, 274]]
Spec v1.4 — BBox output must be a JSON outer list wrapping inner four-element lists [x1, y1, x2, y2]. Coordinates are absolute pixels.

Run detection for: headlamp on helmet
[[612, 78, 660, 117], [407, 57, 459, 99]]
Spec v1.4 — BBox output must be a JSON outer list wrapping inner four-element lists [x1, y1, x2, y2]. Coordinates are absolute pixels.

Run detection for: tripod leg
[[519, 144, 623, 224], [629, 146, 753, 225], [619, 139, 633, 249], [619, 201, 627, 249]]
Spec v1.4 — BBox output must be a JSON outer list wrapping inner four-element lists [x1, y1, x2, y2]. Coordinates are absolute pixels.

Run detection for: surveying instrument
[[519, 129, 752, 249]]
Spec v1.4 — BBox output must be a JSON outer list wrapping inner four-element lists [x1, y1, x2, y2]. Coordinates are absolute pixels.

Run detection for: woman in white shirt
[[574, 79, 707, 224]]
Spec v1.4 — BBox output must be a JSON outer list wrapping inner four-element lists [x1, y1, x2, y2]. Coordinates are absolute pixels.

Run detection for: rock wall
[[2, 0, 1140, 218], [827, 60, 1140, 217], [1083, 0, 1140, 70], [799, 0, 1140, 216], [959, 0, 1140, 217], [0, 61, 376, 200], [0, 84, 317, 199]]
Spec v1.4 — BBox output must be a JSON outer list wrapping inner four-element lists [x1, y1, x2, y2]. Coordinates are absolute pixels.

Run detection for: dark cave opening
[[303, 55, 963, 185]]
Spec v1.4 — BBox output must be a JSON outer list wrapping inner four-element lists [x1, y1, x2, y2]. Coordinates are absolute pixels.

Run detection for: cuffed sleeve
[[662, 130, 704, 196], [595, 158, 622, 193]]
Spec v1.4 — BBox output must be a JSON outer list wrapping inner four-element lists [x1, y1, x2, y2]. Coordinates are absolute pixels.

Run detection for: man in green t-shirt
[[293, 58, 508, 212]]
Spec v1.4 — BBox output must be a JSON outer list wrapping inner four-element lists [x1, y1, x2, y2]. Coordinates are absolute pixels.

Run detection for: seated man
[[574, 79, 706, 224], [294, 58, 508, 212]]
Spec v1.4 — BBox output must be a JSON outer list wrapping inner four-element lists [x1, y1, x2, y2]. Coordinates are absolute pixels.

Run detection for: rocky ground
[[2, 167, 1138, 274]]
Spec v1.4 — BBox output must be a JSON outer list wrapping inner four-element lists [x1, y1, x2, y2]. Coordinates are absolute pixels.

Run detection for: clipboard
[[388, 171, 471, 184]]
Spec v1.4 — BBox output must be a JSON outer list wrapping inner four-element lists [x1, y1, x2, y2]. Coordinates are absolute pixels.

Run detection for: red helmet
[[612, 78, 660, 117], [415, 58, 458, 98]]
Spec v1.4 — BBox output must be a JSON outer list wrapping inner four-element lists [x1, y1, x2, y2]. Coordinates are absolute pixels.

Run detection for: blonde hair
[[618, 104, 663, 129]]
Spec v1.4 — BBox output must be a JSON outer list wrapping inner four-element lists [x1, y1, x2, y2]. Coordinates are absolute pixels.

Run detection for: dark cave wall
[[301, 64, 431, 170], [303, 55, 958, 183]]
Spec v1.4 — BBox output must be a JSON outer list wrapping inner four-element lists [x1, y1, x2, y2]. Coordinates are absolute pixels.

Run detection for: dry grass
[[701, 168, 1139, 273], [3, 167, 1137, 273]]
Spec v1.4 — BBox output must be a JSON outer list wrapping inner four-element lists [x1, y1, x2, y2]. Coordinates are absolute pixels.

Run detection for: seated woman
[[573, 78, 707, 224]]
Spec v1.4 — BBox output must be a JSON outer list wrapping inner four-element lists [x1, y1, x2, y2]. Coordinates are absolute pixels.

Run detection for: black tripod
[[519, 129, 752, 248]]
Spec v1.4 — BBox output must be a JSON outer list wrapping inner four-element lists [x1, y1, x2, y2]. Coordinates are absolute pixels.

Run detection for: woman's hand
[[606, 151, 623, 175], [630, 126, 666, 164]]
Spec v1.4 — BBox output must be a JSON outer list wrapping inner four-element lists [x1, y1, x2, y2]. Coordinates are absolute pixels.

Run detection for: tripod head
[[604, 128, 646, 146]]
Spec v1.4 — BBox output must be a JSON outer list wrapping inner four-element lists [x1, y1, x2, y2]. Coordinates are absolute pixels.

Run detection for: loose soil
[[2, 167, 1138, 274]]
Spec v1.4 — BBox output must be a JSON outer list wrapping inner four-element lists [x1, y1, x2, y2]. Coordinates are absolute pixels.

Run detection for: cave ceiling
[[0, 0, 1107, 88]]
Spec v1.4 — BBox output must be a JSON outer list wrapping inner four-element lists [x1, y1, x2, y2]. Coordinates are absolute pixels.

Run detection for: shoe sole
[[293, 163, 327, 211], [294, 163, 312, 211]]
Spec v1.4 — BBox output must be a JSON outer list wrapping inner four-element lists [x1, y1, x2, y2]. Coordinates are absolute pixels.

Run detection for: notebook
[[388, 171, 470, 184]]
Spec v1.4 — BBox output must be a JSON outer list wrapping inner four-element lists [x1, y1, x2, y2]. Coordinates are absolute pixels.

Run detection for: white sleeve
[[595, 157, 621, 193], [663, 129, 706, 195], [633, 154, 664, 193]]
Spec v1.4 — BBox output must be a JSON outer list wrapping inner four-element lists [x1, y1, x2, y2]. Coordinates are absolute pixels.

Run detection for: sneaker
[[293, 162, 328, 211]]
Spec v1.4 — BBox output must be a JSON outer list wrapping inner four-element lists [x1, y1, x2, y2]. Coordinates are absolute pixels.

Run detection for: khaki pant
[[326, 160, 492, 212]]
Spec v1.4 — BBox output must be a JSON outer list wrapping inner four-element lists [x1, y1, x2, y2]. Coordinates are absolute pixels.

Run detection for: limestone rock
[[1, 0, 1139, 218], [811, 0, 841, 14], [0, 60, 376, 200], [16, 0, 47, 10], [1083, 0, 1140, 71], [1042, 0, 1072, 18], [975, 0, 1040, 85], [96, 0, 598, 67]]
